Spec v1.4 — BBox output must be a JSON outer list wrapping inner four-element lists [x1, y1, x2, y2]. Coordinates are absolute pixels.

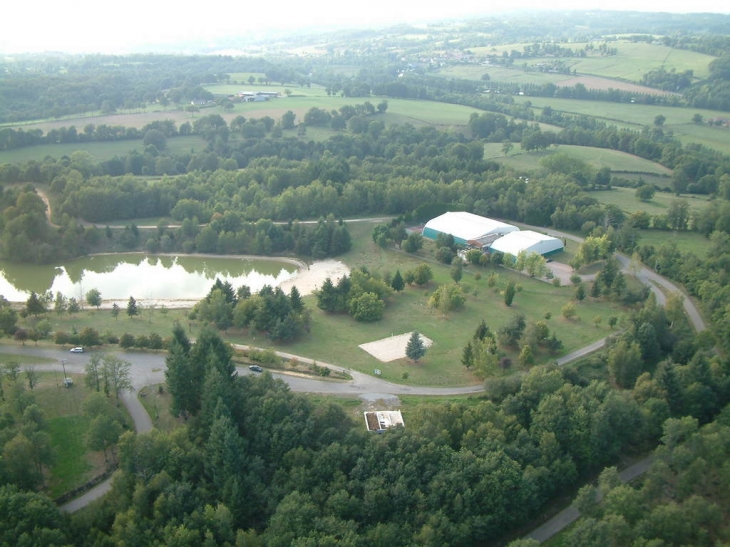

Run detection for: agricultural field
[[435, 65, 567, 85], [591, 186, 711, 216], [469, 41, 715, 81], [636, 228, 713, 257], [0, 135, 209, 163], [485, 143, 673, 176], [514, 95, 727, 129], [671, 123, 730, 156]]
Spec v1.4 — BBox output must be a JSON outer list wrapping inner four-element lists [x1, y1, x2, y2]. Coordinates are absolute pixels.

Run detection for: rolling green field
[[671, 123, 730, 156], [469, 41, 715, 81], [485, 143, 673, 176], [0, 135, 209, 163], [636, 229, 713, 257], [435, 65, 567, 85], [592, 186, 710, 215], [513, 95, 728, 131]]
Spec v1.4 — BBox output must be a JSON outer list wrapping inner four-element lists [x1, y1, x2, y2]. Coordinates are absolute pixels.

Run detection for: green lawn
[[34, 372, 95, 497], [47, 414, 92, 498], [224, 237, 627, 387]]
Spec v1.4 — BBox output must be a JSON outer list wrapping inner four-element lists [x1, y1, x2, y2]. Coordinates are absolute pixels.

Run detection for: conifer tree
[[405, 331, 426, 362]]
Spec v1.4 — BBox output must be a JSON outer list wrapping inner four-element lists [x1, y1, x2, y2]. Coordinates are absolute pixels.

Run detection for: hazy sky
[[2, 0, 726, 54]]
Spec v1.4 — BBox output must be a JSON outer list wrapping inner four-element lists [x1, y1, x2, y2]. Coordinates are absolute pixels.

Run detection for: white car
[[69, 347, 84, 353]]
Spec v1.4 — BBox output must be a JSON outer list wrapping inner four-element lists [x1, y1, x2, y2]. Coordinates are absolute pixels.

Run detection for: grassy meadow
[[591, 186, 711, 216], [468, 41, 714, 81], [0, 135, 209, 164], [28, 371, 132, 498], [486, 143, 673, 176]]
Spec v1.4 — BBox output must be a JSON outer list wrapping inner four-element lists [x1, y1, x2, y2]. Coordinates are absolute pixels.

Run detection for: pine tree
[[391, 270, 405, 292], [126, 296, 138, 317], [289, 286, 304, 313], [504, 281, 516, 307], [405, 331, 426, 362], [474, 319, 490, 341], [461, 342, 474, 368]]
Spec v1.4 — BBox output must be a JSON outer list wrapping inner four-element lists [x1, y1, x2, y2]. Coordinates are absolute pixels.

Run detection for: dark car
[[249, 365, 263, 373]]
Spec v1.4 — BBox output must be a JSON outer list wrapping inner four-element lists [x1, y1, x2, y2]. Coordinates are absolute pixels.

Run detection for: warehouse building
[[422, 212, 518, 246], [488, 230, 564, 258]]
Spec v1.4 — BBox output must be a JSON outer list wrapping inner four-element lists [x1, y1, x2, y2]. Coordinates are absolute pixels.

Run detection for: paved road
[[533, 225, 706, 334], [525, 455, 655, 543]]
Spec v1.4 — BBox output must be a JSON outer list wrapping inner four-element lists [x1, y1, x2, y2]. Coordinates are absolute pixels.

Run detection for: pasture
[[0, 135, 209, 163], [591, 186, 711, 216], [470, 41, 714, 81], [513, 95, 728, 130], [636, 229, 713, 257], [485, 143, 673, 176]]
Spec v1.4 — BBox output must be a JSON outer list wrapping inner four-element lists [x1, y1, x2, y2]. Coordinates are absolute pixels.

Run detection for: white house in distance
[[422, 212, 518, 247], [488, 230, 564, 258]]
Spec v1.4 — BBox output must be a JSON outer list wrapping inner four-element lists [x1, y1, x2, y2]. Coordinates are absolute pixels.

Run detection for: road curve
[[530, 225, 706, 333]]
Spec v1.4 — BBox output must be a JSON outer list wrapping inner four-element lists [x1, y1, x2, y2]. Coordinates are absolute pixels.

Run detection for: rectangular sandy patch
[[359, 332, 433, 363]]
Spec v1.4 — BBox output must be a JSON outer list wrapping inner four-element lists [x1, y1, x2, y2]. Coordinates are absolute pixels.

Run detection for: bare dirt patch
[[278, 259, 350, 296], [359, 332, 434, 363], [555, 76, 677, 97]]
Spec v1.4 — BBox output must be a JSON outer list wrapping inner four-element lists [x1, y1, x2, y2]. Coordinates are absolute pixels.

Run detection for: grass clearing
[[513, 95, 729, 131], [471, 41, 713, 81], [636, 229, 712, 257], [225, 232, 628, 387], [47, 414, 93, 498], [591, 186, 711, 216], [491, 145, 672, 176], [31, 372, 102, 497], [0, 135, 208, 164]]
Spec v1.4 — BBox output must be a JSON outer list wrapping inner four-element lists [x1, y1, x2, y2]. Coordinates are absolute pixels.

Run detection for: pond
[[0, 254, 299, 303]]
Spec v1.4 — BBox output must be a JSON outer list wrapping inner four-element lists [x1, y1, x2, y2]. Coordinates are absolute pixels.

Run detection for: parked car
[[249, 365, 263, 373], [69, 347, 84, 353]]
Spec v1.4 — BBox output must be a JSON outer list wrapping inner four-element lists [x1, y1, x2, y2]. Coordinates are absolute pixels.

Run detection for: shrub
[[119, 333, 135, 348]]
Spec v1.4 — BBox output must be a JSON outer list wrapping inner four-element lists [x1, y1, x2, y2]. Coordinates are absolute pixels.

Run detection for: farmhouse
[[422, 212, 518, 246], [364, 410, 405, 432], [488, 230, 564, 258]]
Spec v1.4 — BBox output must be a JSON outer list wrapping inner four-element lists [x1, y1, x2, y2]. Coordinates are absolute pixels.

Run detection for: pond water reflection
[[0, 254, 298, 302]]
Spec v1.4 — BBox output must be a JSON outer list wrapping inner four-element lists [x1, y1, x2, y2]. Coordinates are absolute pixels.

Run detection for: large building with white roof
[[488, 230, 564, 258], [422, 212, 518, 246]]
